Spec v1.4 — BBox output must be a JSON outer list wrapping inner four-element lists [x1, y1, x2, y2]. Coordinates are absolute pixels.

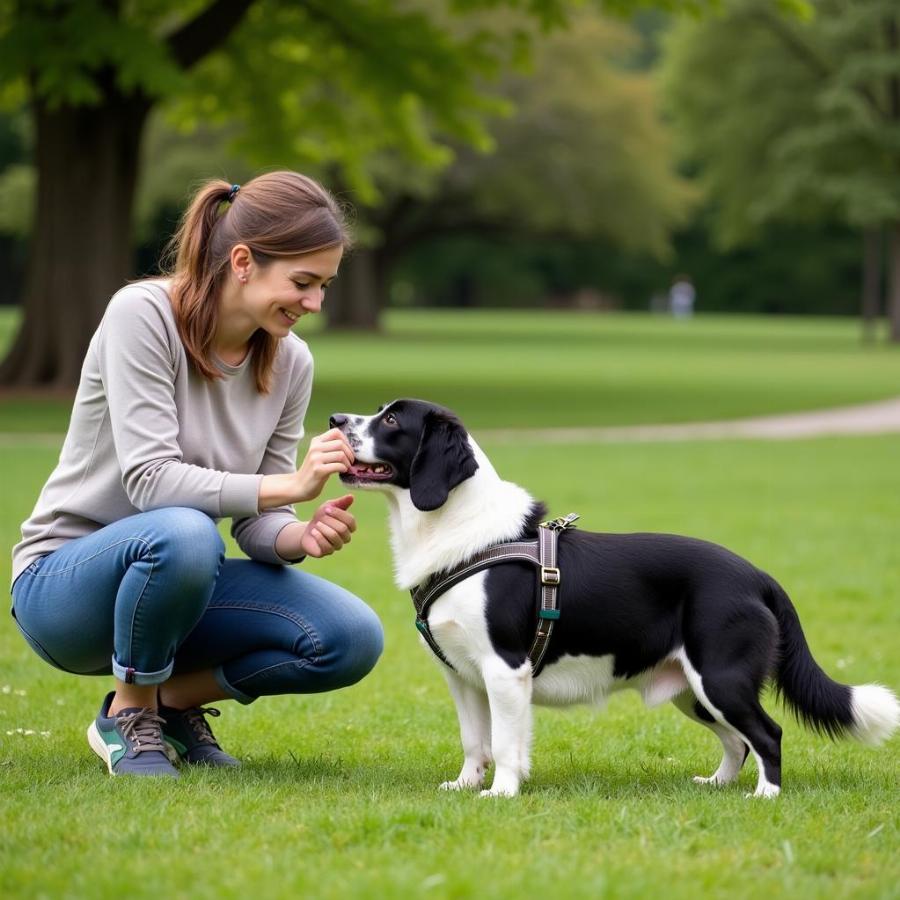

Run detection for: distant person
[[10, 172, 383, 778], [669, 275, 696, 319]]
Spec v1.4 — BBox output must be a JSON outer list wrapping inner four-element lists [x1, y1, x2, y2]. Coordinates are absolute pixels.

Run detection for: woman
[[10, 172, 384, 778]]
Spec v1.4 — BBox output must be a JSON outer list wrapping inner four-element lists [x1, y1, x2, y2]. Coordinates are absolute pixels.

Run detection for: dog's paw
[[439, 778, 480, 791], [479, 778, 519, 798], [746, 783, 780, 799], [692, 774, 723, 786], [480, 787, 518, 798]]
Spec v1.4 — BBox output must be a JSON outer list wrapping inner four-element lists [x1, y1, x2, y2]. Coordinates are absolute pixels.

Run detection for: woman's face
[[235, 244, 343, 337]]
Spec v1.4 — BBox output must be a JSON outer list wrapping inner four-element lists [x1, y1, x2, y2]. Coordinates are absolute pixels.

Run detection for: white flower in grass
[[1, 686, 10, 694]]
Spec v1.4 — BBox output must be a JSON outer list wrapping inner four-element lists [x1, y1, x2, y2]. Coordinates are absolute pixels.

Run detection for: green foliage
[[0, 163, 31, 236], [661, 0, 900, 244], [0, 0, 187, 107], [0, 0, 569, 202], [165, 1, 506, 202], [397, 218, 863, 315], [443, 13, 696, 255]]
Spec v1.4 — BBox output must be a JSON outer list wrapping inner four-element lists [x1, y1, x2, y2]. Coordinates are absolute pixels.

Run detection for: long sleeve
[[96, 289, 262, 517], [230, 357, 314, 564]]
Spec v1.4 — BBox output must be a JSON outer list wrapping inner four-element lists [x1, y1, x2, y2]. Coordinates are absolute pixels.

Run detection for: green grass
[[1, 310, 899, 898], [1, 308, 899, 433]]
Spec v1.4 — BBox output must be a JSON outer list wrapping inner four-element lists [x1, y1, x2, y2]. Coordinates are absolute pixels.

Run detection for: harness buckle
[[541, 566, 561, 586], [542, 513, 580, 532]]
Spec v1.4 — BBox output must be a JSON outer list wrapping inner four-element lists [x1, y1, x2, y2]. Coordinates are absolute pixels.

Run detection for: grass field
[[1, 308, 900, 432], [1, 310, 898, 899]]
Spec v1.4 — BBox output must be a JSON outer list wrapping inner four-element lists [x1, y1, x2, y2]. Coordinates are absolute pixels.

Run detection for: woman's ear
[[230, 244, 252, 283], [409, 411, 479, 511]]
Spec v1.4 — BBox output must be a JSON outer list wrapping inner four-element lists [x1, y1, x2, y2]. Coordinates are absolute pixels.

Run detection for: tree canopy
[[662, 0, 900, 245], [0, 0, 727, 386]]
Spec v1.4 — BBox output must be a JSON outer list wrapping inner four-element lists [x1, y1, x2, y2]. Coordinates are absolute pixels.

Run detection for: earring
[[240, 274, 248, 284]]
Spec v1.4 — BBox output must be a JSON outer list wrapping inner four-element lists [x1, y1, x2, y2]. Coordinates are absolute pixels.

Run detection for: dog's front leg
[[481, 656, 532, 797], [440, 668, 492, 791]]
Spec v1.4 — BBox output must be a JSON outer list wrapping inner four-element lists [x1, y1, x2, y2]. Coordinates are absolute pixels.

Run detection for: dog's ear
[[409, 410, 479, 511]]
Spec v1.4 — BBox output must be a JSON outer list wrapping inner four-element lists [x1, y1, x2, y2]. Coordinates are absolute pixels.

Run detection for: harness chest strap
[[409, 513, 579, 677]]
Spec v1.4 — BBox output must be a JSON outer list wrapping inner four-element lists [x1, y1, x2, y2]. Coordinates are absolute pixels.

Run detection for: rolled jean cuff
[[111, 656, 174, 686], [214, 666, 255, 705]]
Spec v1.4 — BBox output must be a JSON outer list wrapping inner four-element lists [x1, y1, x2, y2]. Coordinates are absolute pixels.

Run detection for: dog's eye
[[383, 413, 398, 427]]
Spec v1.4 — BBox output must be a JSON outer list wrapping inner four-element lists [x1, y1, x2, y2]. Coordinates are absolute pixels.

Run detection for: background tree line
[[0, 0, 895, 389]]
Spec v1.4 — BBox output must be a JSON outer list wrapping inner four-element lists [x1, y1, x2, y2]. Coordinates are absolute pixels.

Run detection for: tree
[[0, 0, 730, 387], [325, 11, 695, 326], [661, 0, 900, 339], [0, 0, 574, 387]]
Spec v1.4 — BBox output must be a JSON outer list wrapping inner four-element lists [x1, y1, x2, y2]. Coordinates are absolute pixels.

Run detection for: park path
[[476, 395, 900, 445], [2, 396, 900, 449]]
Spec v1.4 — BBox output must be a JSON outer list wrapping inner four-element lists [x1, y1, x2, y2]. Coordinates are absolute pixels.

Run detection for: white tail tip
[[851, 684, 900, 746]]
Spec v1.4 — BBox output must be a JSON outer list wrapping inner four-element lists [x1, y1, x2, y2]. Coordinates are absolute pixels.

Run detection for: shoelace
[[117, 708, 167, 754], [185, 707, 221, 746]]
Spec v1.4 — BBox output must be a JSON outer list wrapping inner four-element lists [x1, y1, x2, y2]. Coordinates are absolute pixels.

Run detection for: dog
[[331, 399, 899, 797]]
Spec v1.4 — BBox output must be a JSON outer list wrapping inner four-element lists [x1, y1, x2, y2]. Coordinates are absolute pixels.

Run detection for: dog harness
[[409, 513, 580, 678]]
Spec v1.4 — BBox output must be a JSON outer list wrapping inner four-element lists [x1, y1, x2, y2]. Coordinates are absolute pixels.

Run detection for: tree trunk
[[0, 92, 150, 388], [889, 223, 900, 343], [325, 246, 384, 330], [861, 227, 882, 343]]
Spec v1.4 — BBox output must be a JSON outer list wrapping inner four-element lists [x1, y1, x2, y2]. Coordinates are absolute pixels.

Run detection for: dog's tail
[[762, 577, 899, 745]]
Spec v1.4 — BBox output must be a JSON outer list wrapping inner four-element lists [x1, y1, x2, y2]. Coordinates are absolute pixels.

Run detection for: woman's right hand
[[292, 428, 355, 502]]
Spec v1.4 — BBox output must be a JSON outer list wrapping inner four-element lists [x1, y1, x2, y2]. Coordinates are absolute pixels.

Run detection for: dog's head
[[330, 399, 479, 511]]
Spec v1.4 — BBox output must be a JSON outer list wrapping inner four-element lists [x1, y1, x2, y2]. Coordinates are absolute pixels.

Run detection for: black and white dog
[[331, 399, 899, 797]]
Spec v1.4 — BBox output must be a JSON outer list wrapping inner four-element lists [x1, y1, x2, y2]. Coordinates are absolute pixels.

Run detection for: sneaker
[[159, 704, 241, 767], [86, 691, 179, 778]]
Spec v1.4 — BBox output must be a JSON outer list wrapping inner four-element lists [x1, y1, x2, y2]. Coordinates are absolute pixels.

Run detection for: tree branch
[[747, 7, 887, 122], [166, 0, 258, 71]]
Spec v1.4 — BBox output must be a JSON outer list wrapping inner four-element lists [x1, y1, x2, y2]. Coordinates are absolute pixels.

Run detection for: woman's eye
[[294, 282, 310, 291]]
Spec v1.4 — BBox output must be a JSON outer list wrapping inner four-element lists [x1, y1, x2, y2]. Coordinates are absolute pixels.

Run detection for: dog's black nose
[[330, 413, 348, 429]]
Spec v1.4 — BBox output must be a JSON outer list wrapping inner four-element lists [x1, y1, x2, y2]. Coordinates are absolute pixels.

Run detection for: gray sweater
[[12, 279, 313, 585]]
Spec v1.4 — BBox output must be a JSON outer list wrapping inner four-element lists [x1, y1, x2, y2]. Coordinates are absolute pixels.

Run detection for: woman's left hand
[[299, 494, 357, 558]]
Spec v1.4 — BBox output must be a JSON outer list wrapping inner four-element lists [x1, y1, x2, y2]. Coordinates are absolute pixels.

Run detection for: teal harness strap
[[409, 513, 579, 677]]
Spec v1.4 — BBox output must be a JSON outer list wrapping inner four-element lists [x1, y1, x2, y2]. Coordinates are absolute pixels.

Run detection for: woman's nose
[[303, 286, 325, 312]]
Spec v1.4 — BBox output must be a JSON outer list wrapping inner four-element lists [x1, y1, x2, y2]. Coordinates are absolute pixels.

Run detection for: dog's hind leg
[[677, 648, 783, 798], [702, 683, 782, 798], [440, 669, 492, 791], [672, 691, 748, 786], [480, 656, 533, 797]]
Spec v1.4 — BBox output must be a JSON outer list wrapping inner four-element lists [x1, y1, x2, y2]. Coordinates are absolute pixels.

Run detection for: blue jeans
[[11, 507, 383, 703]]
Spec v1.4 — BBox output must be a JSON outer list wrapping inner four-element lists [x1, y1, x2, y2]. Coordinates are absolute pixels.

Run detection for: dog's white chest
[[425, 574, 493, 681]]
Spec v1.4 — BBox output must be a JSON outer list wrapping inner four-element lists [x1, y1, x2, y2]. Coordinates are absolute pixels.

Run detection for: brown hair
[[163, 171, 349, 393]]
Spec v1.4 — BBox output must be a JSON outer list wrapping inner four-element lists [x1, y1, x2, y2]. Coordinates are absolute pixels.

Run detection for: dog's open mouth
[[341, 461, 394, 483]]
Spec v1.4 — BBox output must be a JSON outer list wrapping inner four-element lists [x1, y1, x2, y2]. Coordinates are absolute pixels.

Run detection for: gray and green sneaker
[[160, 704, 241, 768], [86, 691, 179, 777]]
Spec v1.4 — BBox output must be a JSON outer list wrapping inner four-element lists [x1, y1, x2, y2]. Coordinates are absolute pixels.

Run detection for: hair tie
[[227, 184, 240, 203]]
